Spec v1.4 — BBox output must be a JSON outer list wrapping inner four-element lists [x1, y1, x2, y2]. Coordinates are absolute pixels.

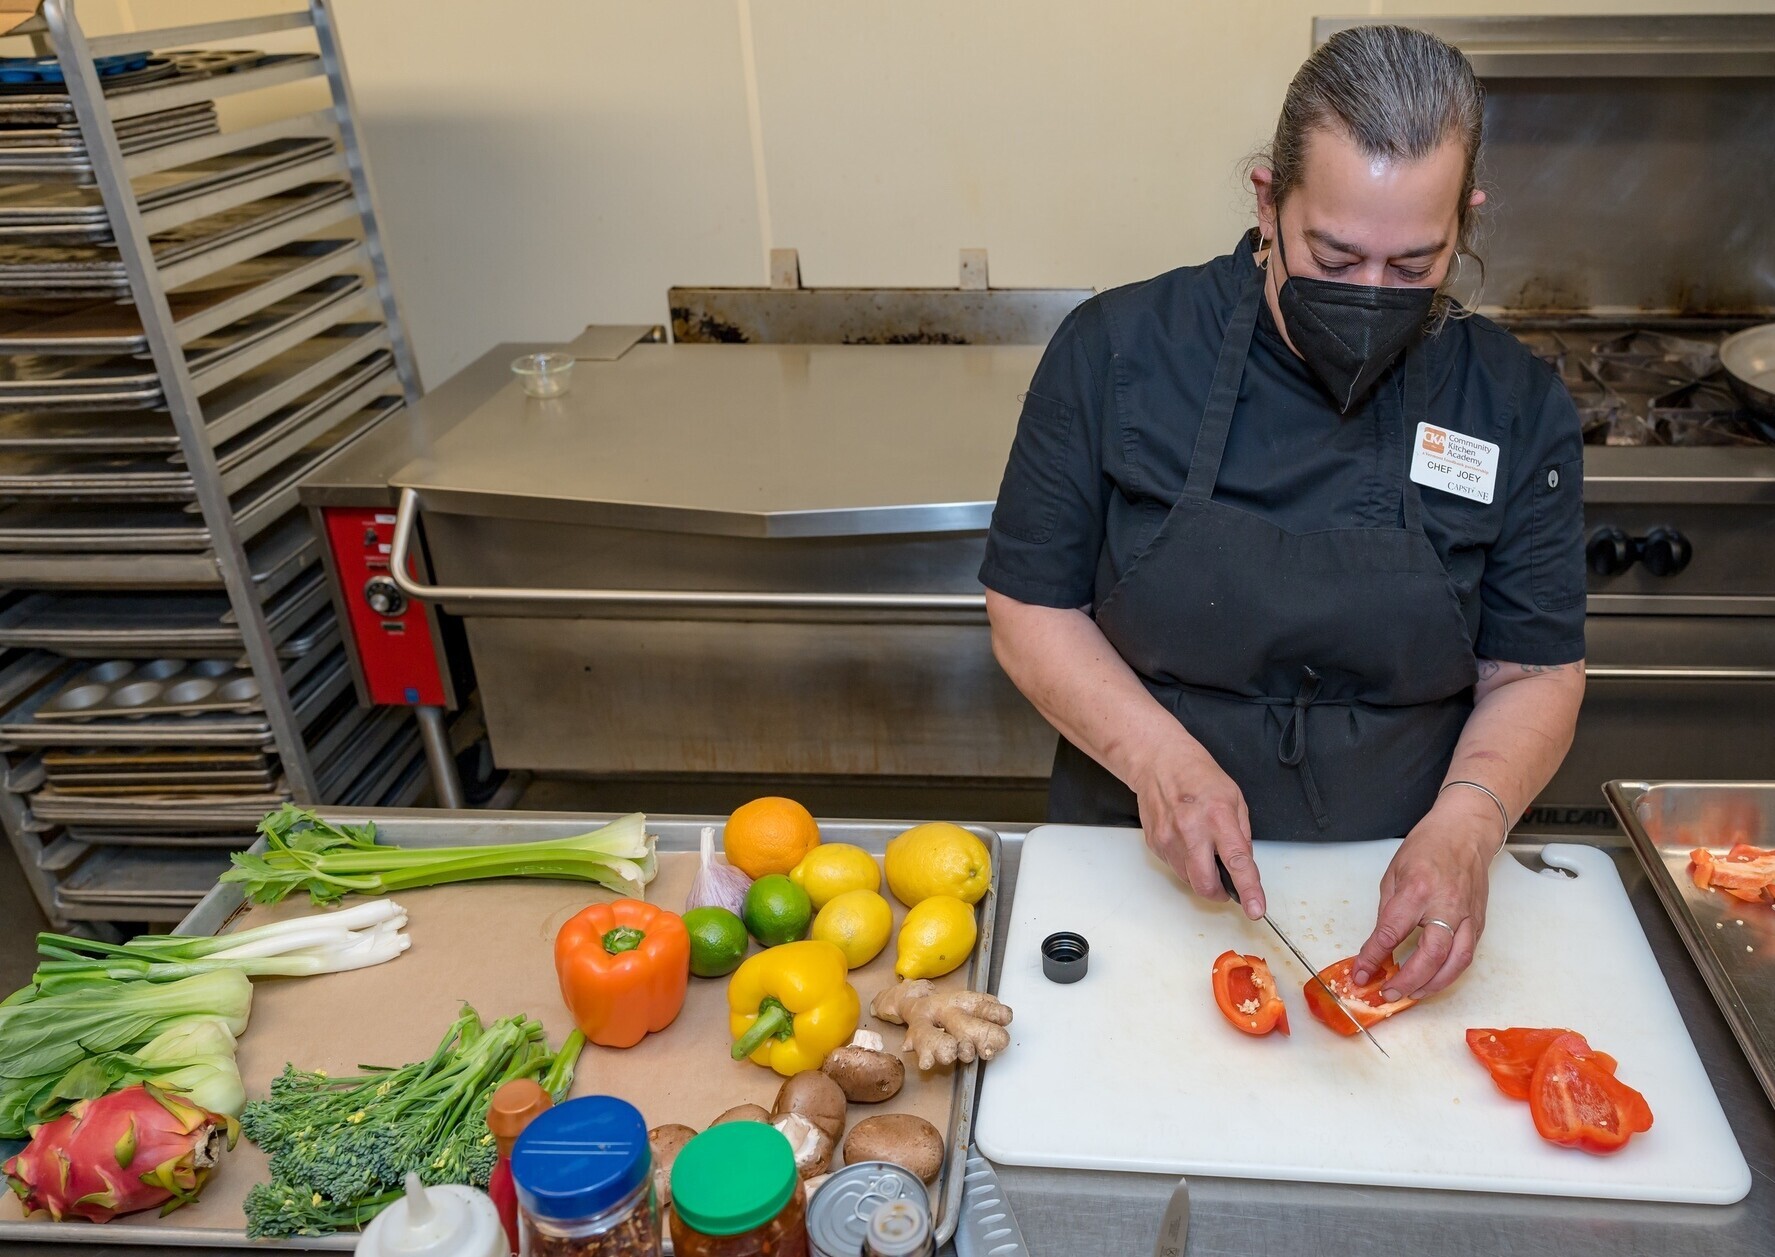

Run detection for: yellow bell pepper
[[727, 940, 860, 1076]]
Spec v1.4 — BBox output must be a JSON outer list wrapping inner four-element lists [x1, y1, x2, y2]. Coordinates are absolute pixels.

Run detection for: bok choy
[[0, 969, 252, 1139]]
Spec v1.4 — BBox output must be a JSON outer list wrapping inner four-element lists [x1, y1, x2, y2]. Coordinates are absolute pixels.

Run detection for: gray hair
[[1263, 25, 1486, 292]]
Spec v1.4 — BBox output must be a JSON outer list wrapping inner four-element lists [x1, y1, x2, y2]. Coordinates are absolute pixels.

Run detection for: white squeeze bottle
[[356, 1172, 509, 1257]]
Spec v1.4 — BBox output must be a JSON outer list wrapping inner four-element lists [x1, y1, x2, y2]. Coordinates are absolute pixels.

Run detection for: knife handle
[[1214, 853, 1238, 901]]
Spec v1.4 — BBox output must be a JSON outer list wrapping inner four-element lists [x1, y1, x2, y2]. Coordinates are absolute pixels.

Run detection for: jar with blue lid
[[510, 1095, 660, 1257]]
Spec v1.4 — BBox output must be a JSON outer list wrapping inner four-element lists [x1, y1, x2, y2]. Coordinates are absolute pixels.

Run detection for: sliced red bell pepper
[[1690, 844, 1775, 895], [1211, 950, 1289, 1037], [1465, 1027, 1618, 1101], [1301, 956, 1417, 1037], [1528, 1032, 1653, 1154]]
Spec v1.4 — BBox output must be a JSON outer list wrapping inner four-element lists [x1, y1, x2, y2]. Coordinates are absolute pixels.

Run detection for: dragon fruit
[[3, 1084, 238, 1223]]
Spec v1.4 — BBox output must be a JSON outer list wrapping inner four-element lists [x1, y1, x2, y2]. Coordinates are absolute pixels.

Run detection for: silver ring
[[1424, 918, 1457, 935]]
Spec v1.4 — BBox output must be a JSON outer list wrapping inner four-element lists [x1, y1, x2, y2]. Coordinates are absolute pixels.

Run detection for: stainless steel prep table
[[3, 822, 1769, 1257]]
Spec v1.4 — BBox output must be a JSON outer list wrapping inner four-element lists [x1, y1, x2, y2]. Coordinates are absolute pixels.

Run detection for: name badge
[[1409, 422, 1499, 505]]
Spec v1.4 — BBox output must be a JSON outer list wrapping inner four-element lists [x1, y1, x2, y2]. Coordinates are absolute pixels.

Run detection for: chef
[[981, 26, 1586, 1002]]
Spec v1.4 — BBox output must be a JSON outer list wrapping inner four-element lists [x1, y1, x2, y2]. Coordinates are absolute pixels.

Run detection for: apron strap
[[1276, 666, 1331, 830], [1398, 345, 1427, 533], [1182, 258, 1266, 502]]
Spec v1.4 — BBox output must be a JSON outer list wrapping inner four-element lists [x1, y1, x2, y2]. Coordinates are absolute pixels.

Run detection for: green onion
[[219, 806, 658, 906], [30, 899, 412, 992]]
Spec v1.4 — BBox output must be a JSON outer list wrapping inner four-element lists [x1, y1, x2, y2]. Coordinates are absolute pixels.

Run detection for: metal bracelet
[[1440, 779, 1512, 852]]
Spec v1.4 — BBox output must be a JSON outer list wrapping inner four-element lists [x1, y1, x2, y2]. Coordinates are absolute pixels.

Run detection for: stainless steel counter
[[5, 825, 1769, 1257]]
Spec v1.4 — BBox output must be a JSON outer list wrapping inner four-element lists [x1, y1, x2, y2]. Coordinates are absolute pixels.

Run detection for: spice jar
[[487, 1078, 552, 1255], [669, 1123, 809, 1257], [511, 1095, 660, 1257]]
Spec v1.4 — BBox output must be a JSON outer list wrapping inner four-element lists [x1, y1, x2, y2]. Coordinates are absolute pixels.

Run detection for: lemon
[[894, 894, 977, 980], [810, 889, 893, 969], [790, 843, 881, 909], [884, 823, 990, 908]]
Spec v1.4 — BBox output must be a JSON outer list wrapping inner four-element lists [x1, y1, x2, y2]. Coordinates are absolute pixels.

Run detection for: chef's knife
[[1215, 855, 1389, 1058], [953, 1148, 1032, 1257]]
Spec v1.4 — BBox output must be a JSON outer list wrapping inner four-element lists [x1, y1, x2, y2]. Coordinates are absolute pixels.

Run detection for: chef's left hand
[[1353, 790, 1501, 1000]]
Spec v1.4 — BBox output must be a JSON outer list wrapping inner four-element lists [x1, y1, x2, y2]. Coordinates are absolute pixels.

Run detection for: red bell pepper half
[[1528, 1032, 1653, 1154], [1301, 956, 1417, 1037], [1465, 1027, 1617, 1101], [1211, 950, 1289, 1037]]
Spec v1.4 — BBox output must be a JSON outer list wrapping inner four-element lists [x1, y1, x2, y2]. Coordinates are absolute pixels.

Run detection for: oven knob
[[364, 576, 405, 617], [1640, 526, 1692, 578], [1586, 526, 1634, 577]]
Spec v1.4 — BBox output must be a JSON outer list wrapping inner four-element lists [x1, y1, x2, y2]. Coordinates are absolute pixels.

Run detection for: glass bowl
[[511, 352, 574, 398]]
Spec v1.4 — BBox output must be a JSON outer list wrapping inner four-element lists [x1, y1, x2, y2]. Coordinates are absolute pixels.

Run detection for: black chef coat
[[980, 234, 1587, 667]]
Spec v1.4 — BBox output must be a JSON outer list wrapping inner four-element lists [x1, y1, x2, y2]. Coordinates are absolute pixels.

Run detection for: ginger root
[[871, 979, 1012, 1071]]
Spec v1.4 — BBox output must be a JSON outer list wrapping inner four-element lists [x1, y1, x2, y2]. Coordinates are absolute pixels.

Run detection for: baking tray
[[0, 274, 363, 400], [0, 254, 363, 361], [0, 114, 220, 179], [314, 706, 410, 800], [335, 723, 424, 806], [0, 503, 321, 592], [52, 843, 230, 906], [0, 51, 276, 117], [36, 656, 261, 721], [0, 394, 399, 553], [0, 240, 363, 358], [201, 322, 392, 444], [0, 408, 177, 452], [191, 285, 378, 401], [0, 182, 351, 297], [0, 566, 329, 653], [0, 812, 1000, 1249], [1607, 780, 1775, 1112], [0, 136, 334, 245], [0, 646, 346, 752], [66, 822, 273, 848], [0, 451, 187, 500]]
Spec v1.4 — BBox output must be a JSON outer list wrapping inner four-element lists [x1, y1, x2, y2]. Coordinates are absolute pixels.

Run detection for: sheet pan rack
[[0, 2, 422, 929]]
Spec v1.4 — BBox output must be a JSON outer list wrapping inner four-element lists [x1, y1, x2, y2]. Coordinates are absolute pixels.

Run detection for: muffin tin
[[38, 657, 262, 721]]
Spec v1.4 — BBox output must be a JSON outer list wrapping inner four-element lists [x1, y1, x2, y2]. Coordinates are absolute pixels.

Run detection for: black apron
[[1050, 255, 1478, 840]]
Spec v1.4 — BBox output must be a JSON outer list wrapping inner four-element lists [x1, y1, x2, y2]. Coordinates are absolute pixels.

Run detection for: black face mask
[[1272, 230, 1434, 414]]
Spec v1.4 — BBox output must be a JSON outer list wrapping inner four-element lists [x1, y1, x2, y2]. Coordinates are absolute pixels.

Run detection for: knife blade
[[1215, 855, 1389, 1058], [1152, 1176, 1190, 1257], [953, 1148, 1032, 1257]]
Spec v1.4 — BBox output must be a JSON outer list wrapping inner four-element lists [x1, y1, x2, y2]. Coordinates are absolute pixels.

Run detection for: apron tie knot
[[1277, 667, 1331, 829]]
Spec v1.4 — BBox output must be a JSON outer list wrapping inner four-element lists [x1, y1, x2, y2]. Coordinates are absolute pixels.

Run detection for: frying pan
[[1718, 323, 1775, 440]]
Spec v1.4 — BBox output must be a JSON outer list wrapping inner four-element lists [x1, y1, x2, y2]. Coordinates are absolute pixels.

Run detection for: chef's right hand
[[1130, 739, 1265, 919]]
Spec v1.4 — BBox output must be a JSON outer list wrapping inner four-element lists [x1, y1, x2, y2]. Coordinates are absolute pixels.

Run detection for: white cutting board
[[976, 827, 1750, 1204]]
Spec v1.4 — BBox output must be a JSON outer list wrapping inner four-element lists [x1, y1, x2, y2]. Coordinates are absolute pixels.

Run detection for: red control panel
[[323, 506, 448, 707]]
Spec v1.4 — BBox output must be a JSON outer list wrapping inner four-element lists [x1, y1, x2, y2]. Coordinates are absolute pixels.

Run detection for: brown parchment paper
[[1, 851, 972, 1245]]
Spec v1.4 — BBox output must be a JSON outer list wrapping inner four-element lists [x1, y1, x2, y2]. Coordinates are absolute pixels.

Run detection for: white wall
[[89, 1, 1775, 384]]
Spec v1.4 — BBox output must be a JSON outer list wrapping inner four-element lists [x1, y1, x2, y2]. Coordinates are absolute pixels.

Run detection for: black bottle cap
[[1041, 931, 1089, 983]]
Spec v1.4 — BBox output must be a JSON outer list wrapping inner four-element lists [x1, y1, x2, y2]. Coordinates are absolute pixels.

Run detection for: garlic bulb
[[684, 824, 751, 916]]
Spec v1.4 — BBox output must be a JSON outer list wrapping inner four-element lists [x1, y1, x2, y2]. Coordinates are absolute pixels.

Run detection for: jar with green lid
[[668, 1123, 809, 1257]]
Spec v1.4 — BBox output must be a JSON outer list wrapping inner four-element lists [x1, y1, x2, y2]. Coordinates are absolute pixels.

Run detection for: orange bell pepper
[[554, 899, 690, 1048]]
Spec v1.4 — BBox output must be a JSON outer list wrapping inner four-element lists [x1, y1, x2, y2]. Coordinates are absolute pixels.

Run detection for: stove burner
[[1510, 325, 1772, 447]]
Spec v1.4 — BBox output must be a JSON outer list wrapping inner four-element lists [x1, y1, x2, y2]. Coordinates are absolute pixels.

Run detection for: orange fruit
[[723, 797, 821, 879]]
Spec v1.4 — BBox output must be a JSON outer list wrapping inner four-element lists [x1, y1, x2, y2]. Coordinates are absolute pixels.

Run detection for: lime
[[743, 874, 813, 947], [683, 906, 749, 978]]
